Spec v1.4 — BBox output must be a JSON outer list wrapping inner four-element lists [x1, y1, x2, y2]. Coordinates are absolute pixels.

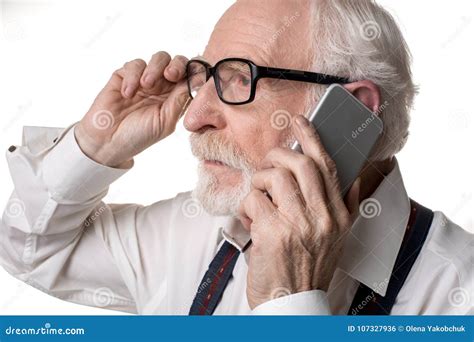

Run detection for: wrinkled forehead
[[202, 0, 313, 70]]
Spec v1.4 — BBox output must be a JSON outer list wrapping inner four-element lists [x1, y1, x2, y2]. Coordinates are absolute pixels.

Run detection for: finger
[[259, 147, 329, 214], [140, 51, 172, 89], [169, 81, 192, 117], [164, 55, 188, 83], [238, 189, 276, 230], [158, 82, 191, 137], [345, 176, 361, 220], [292, 115, 348, 216], [251, 167, 306, 212], [121, 59, 147, 98], [238, 213, 253, 231]]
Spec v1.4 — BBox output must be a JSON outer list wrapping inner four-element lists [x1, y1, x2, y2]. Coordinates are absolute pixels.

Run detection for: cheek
[[226, 87, 308, 166], [233, 123, 287, 167], [255, 98, 295, 148]]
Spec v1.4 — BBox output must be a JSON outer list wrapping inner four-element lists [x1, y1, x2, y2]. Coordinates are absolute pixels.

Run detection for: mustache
[[189, 131, 254, 171]]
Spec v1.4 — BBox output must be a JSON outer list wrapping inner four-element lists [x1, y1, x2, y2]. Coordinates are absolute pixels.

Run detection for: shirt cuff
[[251, 290, 331, 315], [42, 125, 131, 202]]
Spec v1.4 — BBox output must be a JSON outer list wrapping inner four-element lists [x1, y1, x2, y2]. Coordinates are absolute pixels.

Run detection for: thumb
[[157, 84, 190, 138]]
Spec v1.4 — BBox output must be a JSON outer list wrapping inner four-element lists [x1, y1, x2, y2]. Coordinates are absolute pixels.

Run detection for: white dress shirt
[[1, 124, 472, 315]]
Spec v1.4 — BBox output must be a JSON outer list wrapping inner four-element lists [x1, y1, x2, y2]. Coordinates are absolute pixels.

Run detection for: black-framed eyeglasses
[[186, 57, 350, 105]]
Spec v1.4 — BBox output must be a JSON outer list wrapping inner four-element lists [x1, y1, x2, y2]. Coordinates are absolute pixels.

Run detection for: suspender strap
[[189, 241, 240, 315], [188, 200, 434, 315], [348, 199, 434, 315]]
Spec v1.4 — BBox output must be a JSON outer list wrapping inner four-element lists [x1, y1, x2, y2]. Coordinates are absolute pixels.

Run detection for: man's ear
[[344, 80, 381, 113]]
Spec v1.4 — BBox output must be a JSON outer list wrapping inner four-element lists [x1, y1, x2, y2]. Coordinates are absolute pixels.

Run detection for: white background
[[0, 0, 472, 314]]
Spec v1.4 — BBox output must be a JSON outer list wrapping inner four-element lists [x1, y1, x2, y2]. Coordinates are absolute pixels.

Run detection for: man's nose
[[183, 80, 226, 132]]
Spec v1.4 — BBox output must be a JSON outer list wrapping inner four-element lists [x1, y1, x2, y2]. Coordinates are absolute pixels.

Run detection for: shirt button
[[8, 145, 16, 152]]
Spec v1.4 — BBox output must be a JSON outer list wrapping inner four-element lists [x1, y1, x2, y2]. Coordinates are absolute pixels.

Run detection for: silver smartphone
[[291, 84, 383, 196]]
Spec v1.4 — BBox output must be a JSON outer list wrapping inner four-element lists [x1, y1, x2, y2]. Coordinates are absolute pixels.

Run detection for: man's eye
[[238, 75, 251, 86]]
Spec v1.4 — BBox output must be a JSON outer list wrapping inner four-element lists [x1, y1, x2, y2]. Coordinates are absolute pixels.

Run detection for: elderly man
[[1, 0, 472, 315]]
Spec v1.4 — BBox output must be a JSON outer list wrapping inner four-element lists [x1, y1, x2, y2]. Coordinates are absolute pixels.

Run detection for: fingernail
[[144, 75, 155, 88], [296, 115, 308, 127], [167, 67, 179, 78], [124, 86, 132, 98]]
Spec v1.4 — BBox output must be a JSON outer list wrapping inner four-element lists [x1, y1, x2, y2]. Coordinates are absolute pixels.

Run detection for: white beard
[[189, 130, 294, 217], [191, 162, 253, 216], [189, 130, 256, 217]]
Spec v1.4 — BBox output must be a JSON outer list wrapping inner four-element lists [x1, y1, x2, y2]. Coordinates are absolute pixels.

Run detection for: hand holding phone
[[291, 84, 383, 196]]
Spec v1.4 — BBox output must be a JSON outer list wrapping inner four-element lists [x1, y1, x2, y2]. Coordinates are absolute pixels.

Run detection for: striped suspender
[[348, 199, 434, 314], [189, 241, 240, 315], [189, 199, 433, 315]]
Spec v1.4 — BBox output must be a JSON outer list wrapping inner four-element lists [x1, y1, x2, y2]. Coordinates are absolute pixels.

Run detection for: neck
[[358, 158, 395, 202]]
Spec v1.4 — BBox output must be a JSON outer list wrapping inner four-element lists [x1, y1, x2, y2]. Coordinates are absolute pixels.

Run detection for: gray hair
[[309, 0, 417, 160]]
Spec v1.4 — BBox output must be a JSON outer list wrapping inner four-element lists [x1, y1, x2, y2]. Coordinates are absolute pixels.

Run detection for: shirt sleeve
[[0, 124, 138, 313], [251, 290, 331, 315]]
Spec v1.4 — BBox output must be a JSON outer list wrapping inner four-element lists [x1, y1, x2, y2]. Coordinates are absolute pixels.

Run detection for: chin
[[192, 162, 252, 217]]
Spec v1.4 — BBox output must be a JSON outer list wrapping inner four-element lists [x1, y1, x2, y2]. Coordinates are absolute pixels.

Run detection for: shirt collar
[[221, 217, 251, 252], [337, 158, 410, 296], [220, 158, 410, 296]]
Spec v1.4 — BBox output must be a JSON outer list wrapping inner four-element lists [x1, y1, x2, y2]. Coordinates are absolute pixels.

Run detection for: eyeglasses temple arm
[[257, 66, 350, 85]]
